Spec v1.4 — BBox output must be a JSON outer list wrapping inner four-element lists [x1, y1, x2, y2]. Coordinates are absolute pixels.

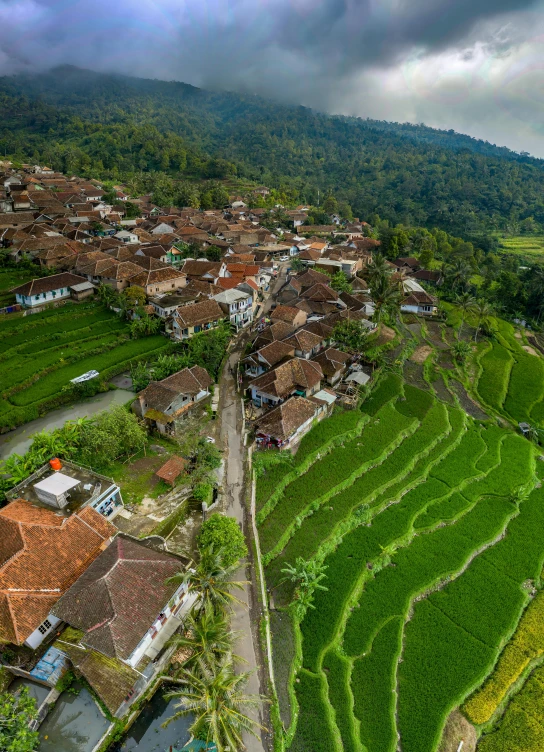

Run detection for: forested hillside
[[2, 66, 544, 235]]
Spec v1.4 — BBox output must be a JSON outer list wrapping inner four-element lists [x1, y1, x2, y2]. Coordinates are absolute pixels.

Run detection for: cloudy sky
[[1, 0, 543, 155]]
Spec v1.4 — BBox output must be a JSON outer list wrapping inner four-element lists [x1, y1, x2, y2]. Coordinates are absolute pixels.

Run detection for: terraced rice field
[[259, 374, 543, 752], [497, 234, 544, 264], [474, 318, 544, 427], [0, 302, 169, 429]]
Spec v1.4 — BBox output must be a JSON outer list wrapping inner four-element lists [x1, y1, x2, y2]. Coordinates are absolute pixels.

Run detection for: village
[[0, 162, 446, 752]]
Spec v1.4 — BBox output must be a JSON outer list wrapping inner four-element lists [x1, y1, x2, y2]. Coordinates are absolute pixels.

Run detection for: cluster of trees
[[165, 515, 263, 750], [0, 406, 147, 498], [0, 685, 39, 752], [97, 284, 162, 337], [130, 323, 231, 390], [3, 67, 544, 236]]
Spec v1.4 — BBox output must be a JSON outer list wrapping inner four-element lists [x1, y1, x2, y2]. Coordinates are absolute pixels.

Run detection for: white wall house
[[213, 289, 254, 330], [11, 272, 89, 308]]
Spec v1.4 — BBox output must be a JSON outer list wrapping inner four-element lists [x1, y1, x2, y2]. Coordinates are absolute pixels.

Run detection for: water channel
[[0, 388, 136, 460], [110, 684, 191, 752], [38, 682, 111, 752]]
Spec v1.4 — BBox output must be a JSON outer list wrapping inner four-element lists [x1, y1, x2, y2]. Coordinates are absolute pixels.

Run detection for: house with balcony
[[248, 357, 323, 408], [213, 288, 254, 330], [169, 299, 225, 341]]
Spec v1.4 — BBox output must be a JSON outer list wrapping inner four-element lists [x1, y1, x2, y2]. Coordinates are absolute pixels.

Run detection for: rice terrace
[[258, 312, 544, 752]]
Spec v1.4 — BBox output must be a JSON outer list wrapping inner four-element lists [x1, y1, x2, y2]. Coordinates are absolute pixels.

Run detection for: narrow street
[[216, 265, 287, 751]]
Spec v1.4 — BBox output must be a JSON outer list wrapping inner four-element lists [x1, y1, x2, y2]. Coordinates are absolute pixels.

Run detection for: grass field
[[0, 267, 38, 307], [497, 234, 544, 264], [0, 301, 170, 429], [260, 375, 542, 752]]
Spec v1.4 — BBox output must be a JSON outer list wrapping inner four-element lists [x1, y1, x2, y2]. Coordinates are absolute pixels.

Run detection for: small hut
[[155, 456, 188, 487]]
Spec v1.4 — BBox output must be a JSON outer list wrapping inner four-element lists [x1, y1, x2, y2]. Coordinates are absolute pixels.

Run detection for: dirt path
[[214, 269, 289, 752]]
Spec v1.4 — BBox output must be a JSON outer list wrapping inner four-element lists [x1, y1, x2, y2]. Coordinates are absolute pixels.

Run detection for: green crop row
[[477, 665, 544, 752], [9, 336, 167, 406], [430, 425, 487, 487], [17, 318, 128, 355], [397, 484, 544, 752], [396, 384, 434, 420], [413, 491, 471, 530], [322, 648, 362, 752], [462, 434, 534, 501], [0, 302, 95, 337], [360, 374, 402, 415], [476, 343, 513, 412], [351, 617, 402, 752], [294, 410, 363, 465], [343, 495, 515, 658], [258, 403, 416, 559], [289, 669, 340, 752], [503, 350, 544, 425]]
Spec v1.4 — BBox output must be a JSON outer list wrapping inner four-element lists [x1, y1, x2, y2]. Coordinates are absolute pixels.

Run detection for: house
[[401, 290, 438, 316], [52, 534, 190, 672], [181, 260, 227, 284], [0, 500, 115, 648], [137, 365, 213, 433], [149, 291, 202, 319], [155, 456, 188, 486], [128, 267, 187, 297], [243, 341, 295, 378], [248, 357, 323, 407], [254, 396, 323, 449], [98, 261, 144, 291], [393, 257, 421, 272], [115, 230, 139, 244], [213, 288, 254, 330], [313, 348, 351, 386], [270, 305, 307, 329], [410, 269, 443, 286], [283, 329, 326, 359], [169, 299, 225, 341], [11, 272, 89, 307]]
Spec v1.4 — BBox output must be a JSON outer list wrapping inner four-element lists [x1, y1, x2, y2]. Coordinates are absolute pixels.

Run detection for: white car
[[205, 436, 216, 444], [279, 256, 290, 262]]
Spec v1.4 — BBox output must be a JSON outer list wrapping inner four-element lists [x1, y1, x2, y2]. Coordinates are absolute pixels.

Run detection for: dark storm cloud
[[0, 0, 543, 154]]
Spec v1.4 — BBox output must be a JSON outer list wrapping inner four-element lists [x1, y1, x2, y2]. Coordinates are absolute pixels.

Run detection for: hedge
[[397, 485, 544, 752], [464, 591, 544, 725], [351, 617, 402, 752]]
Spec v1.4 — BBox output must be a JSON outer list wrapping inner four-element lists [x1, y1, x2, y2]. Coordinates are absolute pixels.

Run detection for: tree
[[130, 313, 162, 337], [164, 657, 265, 752], [330, 271, 352, 294], [370, 273, 402, 323], [289, 257, 306, 272], [170, 604, 236, 670], [197, 515, 248, 569], [451, 340, 472, 364], [455, 291, 476, 339], [123, 286, 147, 308], [366, 254, 391, 286], [97, 283, 119, 308], [78, 406, 147, 467], [168, 548, 246, 616], [332, 319, 369, 354], [472, 299, 495, 341], [280, 557, 328, 621], [322, 194, 338, 214], [0, 687, 39, 752], [445, 259, 472, 293]]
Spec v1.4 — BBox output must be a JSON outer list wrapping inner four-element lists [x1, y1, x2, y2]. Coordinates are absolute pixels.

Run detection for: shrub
[[197, 514, 247, 568]]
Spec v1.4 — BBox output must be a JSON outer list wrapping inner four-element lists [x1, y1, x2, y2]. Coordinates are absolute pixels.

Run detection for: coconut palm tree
[[97, 283, 117, 308], [167, 548, 246, 616], [164, 657, 266, 752], [169, 605, 238, 670], [445, 259, 472, 293], [370, 273, 402, 324], [455, 291, 476, 339], [366, 253, 391, 286], [472, 300, 495, 341]]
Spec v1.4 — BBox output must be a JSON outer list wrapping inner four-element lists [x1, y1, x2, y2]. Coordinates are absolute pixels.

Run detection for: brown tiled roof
[[297, 269, 331, 289], [129, 268, 187, 287], [302, 283, 339, 302], [174, 299, 224, 328], [270, 305, 304, 324], [249, 357, 323, 399], [140, 366, 212, 413], [255, 396, 318, 441], [0, 501, 115, 645], [181, 260, 222, 278], [11, 272, 88, 297], [313, 347, 350, 377], [105, 247, 138, 261], [100, 261, 143, 281], [256, 341, 295, 368], [156, 456, 187, 485], [130, 255, 168, 271], [52, 535, 182, 660], [283, 329, 324, 354], [253, 321, 295, 349], [402, 291, 437, 306]]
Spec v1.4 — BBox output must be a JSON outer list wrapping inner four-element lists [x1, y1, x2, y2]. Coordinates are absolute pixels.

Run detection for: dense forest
[[1, 66, 544, 235]]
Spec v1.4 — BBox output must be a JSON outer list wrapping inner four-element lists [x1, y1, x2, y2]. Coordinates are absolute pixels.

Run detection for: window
[[38, 619, 52, 635]]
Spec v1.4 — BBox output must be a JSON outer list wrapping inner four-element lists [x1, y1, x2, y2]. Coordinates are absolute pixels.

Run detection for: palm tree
[[164, 657, 266, 752], [169, 605, 238, 670], [167, 548, 246, 616], [446, 259, 472, 293], [97, 283, 117, 308], [370, 273, 402, 324], [472, 300, 495, 341], [366, 253, 391, 286], [455, 291, 476, 339]]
